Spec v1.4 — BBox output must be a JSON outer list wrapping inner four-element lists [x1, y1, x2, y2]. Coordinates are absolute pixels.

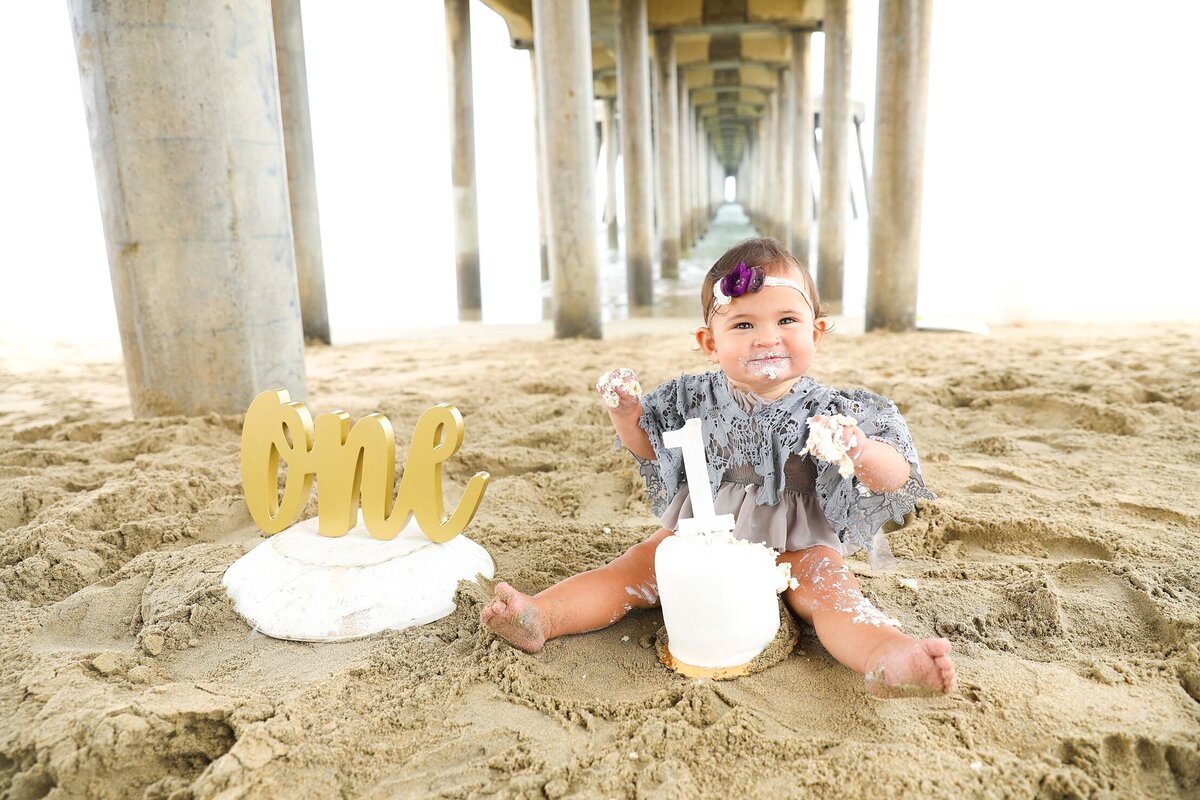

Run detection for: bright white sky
[[1, 1, 1197, 349]]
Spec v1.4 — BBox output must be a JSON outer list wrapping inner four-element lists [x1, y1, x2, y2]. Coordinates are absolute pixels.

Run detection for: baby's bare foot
[[480, 582, 548, 653], [864, 637, 956, 698]]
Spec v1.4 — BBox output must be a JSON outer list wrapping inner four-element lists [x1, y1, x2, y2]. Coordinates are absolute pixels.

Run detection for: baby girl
[[482, 237, 955, 698]]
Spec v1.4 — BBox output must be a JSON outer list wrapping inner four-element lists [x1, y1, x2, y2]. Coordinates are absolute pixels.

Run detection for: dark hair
[[701, 237, 825, 326]]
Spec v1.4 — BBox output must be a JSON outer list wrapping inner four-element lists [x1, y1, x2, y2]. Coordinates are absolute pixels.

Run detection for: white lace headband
[[710, 262, 814, 319]]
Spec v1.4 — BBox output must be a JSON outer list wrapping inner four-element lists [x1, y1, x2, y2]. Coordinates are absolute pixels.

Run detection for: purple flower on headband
[[748, 267, 765, 293], [718, 262, 765, 300]]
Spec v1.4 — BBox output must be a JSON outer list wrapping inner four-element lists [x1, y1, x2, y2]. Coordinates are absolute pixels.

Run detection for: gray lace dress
[[629, 371, 935, 562]]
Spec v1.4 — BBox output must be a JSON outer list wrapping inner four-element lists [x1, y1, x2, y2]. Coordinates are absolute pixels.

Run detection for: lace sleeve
[[625, 377, 687, 516], [813, 389, 936, 556]]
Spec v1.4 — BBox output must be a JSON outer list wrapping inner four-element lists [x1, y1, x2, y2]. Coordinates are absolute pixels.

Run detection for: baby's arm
[[808, 415, 911, 493], [596, 369, 655, 461]]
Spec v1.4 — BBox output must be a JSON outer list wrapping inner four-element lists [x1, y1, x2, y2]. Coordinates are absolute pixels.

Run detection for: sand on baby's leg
[[777, 545, 957, 698], [481, 527, 674, 653]]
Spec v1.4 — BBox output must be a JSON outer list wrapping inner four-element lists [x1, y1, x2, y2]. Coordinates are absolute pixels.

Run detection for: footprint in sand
[[1058, 733, 1200, 797], [1051, 562, 1167, 655], [935, 515, 1115, 564]]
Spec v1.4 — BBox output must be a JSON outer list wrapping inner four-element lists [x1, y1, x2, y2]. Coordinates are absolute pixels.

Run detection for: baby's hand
[[596, 368, 642, 416], [804, 414, 866, 477]]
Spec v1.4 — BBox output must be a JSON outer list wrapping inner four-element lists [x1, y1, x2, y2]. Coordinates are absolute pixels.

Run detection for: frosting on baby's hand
[[802, 414, 860, 478], [596, 368, 642, 408]]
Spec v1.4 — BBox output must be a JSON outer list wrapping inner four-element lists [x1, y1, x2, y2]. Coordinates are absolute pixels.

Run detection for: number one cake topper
[[225, 389, 496, 643], [240, 389, 491, 542], [662, 418, 735, 536]]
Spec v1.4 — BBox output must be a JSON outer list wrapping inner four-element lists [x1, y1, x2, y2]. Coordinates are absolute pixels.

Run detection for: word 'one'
[[241, 389, 490, 543]]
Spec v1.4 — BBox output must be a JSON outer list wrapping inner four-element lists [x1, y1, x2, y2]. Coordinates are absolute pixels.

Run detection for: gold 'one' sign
[[240, 389, 490, 542]]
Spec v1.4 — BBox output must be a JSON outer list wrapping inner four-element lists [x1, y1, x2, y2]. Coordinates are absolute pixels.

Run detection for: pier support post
[[272, 0, 329, 344], [791, 29, 815, 265], [617, 0, 655, 306], [764, 87, 778, 237], [867, 0, 933, 332], [445, 0, 482, 319], [602, 97, 620, 250], [529, 53, 550, 281], [678, 69, 693, 250], [817, 0, 854, 313], [654, 31, 680, 278], [532, 0, 601, 337], [777, 66, 794, 249], [68, 0, 307, 416]]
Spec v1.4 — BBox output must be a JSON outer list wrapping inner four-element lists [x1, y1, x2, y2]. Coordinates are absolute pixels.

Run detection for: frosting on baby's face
[[696, 276, 823, 400]]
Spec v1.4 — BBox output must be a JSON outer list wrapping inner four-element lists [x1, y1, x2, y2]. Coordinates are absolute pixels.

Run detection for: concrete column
[[653, 31, 680, 277], [530, 53, 550, 281], [791, 30, 815, 265], [677, 69, 693, 250], [445, 0, 482, 319], [690, 110, 700, 239], [271, 0, 329, 344], [817, 0, 854, 313], [712, 151, 722, 212], [532, 0, 601, 337], [616, 0, 654, 306], [695, 122, 705, 234], [68, 0, 306, 417], [747, 127, 757, 226], [777, 67, 794, 249], [763, 89, 778, 237], [867, 0, 933, 332], [602, 98, 620, 250], [743, 130, 754, 221]]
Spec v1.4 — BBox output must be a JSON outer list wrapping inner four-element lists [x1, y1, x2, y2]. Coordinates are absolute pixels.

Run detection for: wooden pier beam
[[532, 0, 601, 337], [445, 0, 482, 319], [68, 0, 307, 416], [617, 0, 655, 306], [653, 31, 680, 278], [817, 0, 854, 314], [272, 0, 330, 344], [867, 0, 933, 332]]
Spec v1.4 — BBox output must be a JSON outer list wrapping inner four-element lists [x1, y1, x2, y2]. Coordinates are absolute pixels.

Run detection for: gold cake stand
[[655, 602, 802, 681]]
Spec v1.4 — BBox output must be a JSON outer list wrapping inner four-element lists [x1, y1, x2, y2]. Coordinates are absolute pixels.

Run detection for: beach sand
[[1, 321, 1198, 798]]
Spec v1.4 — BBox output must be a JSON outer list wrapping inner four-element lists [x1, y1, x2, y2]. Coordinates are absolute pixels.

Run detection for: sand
[[1, 321, 1199, 799]]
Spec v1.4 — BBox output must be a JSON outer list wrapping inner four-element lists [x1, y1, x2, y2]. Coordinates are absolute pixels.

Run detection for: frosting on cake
[[655, 532, 796, 670]]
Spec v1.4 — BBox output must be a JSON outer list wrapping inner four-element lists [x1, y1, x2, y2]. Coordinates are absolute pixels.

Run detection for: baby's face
[[697, 279, 822, 399]]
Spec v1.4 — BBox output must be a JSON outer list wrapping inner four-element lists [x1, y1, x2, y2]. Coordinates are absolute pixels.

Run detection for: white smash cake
[[655, 531, 796, 671]]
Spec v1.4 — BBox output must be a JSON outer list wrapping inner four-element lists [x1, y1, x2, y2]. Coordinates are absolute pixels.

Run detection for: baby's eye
[[779, 317, 798, 325], [733, 322, 753, 330]]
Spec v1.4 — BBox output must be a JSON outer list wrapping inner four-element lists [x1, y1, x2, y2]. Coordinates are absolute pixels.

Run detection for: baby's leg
[[481, 527, 673, 653], [777, 545, 956, 697]]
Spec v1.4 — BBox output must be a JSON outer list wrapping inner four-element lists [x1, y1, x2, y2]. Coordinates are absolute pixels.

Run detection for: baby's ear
[[813, 318, 827, 344], [695, 326, 718, 361]]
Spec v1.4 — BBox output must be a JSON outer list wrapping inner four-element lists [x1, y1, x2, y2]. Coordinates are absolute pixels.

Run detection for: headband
[[709, 262, 813, 317]]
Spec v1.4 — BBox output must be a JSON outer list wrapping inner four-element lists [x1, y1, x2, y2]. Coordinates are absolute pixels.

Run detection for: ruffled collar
[[713, 371, 820, 417]]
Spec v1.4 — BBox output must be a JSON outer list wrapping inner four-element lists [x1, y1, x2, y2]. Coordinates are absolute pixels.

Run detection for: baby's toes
[[933, 655, 956, 692], [922, 637, 952, 659], [940, 663, 957, 693]]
